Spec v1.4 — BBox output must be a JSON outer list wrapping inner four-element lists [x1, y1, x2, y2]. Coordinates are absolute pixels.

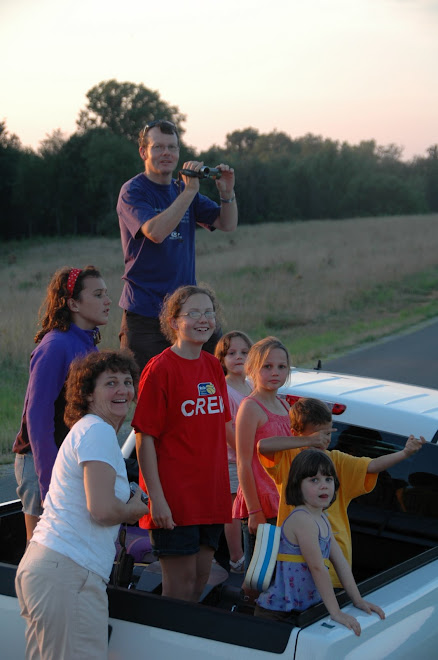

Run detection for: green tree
[[38, 129, 68, 157], [83, 129, 139, 234], [11, 150, 48, 238], [35, 130, 69, 234], [252, 130, 295, 161], [0, 120, 21, 149], [0, 121, 24, 239], [225, 127, 259, 154], [419, 146, 438, 212], [76, 80, 186, 144], [41, 128, 140, 236]]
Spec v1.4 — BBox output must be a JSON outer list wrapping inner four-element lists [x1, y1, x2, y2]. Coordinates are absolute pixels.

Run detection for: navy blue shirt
[[117, 173, 220, 318]]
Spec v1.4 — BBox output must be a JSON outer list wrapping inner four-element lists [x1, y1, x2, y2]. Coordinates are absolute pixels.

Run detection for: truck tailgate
[[294, 559, 438, 660]]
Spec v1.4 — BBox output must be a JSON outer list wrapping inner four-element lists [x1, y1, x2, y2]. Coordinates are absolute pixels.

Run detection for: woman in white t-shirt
[[15, 350, 148, 660]]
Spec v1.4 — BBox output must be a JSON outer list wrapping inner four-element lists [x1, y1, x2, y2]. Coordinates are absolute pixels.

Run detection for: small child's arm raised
[[367, 434, 426, 474], [258, 430, 332, 459]]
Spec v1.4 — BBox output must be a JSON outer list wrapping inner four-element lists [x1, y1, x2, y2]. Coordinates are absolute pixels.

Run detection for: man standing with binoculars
[[117, 119, 238, 371]]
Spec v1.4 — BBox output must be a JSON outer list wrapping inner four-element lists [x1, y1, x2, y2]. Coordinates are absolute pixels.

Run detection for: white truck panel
[[0, 595, 26, 660], [108, 617, 300, 659], [294, 559, 438, 659]]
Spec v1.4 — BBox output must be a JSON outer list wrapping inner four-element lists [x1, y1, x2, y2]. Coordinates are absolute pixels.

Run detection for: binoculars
[[179, 166, 222, 180]]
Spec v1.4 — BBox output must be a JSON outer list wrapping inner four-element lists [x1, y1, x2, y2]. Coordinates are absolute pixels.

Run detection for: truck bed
[[3, 368, 438, 659], [2, 497, 438, 659]]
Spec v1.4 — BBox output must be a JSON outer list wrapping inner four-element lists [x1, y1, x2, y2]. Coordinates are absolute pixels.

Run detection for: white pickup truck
[[2, 368, 438, 659]]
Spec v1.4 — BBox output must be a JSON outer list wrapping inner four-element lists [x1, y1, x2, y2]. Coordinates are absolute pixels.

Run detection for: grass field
[[1, 213, 438, 461]]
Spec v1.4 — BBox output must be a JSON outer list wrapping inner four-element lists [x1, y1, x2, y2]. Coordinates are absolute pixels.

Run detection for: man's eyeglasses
[[150, 144, 179, 153], [142, 119, 177, 138], [179, 310, 216, 320]]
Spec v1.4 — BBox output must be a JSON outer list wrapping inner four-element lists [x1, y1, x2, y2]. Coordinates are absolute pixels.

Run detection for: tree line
[[1, 79, 437, 241]]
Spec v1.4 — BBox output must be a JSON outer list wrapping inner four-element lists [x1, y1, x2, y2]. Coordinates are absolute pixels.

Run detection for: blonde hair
[[245, 336, 291, 385]]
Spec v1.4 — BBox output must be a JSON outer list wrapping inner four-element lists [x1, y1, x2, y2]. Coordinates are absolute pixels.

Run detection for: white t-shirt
[[33, 414, 130, 581]]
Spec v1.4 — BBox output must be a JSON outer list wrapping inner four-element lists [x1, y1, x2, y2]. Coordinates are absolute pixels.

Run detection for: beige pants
[[15, 542, 108, 660]]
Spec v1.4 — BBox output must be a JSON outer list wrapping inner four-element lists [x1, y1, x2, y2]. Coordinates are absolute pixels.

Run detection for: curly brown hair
[[289, 398, 332, 435], [214, 331, 253, 374], [159, 284, 220, 344], [285, 448, 339, 508], [35, 265, 102, 343], [245, 336, 291, 385], [64, 349, 139, 428]]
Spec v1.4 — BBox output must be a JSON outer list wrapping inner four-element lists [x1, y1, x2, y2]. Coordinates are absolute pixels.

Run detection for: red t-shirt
[[132, 348, 232, 528]]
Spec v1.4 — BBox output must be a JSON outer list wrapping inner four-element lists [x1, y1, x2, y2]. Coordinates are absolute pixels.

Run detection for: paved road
[[0, 422, 133, 505], [1, 320, 437, 503], [0, 464, 16, 505], [323, 317, 438, 389]]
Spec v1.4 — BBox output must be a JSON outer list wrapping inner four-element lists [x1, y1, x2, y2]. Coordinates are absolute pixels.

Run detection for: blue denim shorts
[[14, 453, 43, 517], [228, 462, 239, 494], [150, 524, 223, 557]]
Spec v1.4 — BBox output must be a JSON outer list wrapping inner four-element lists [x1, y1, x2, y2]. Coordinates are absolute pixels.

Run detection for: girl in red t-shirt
[[133, 285, 232, 602]]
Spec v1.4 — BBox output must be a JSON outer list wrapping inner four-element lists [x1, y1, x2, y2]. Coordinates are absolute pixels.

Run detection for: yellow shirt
[[258, 447, 377, 587]]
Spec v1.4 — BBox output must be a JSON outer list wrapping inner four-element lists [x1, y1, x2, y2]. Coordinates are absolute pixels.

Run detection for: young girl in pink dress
[[233, 336, 291, 570], [215, 331, 253, 573]]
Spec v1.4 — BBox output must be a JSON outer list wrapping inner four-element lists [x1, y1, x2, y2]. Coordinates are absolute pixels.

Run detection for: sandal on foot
[[229, 555, 245, 573]]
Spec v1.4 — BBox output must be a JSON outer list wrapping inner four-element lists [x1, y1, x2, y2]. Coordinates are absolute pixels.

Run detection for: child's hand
[[330, 611, 361, 636], [248, 510, 266, 535], [150, 495, 175, 530], [354, 598, 385, 620], [404, 434, 426, 456], [309, 428, 334, 450]]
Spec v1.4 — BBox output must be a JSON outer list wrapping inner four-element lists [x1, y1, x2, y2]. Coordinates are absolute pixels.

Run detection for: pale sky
[[1, 0, 437, 160]]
